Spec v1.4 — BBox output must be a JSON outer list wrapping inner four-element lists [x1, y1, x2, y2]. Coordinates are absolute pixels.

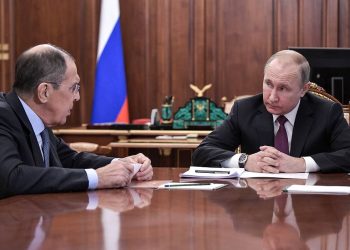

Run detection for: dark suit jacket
[[192, 93, 350, 172], [0, 92, 113, 197]]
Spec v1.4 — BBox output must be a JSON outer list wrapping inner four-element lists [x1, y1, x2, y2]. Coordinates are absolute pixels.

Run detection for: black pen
[[164, 183, 211, 187], [195, 170, 230, 174]]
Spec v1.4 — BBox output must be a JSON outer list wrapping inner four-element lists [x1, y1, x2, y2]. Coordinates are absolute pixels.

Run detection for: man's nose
[[269, 89, 278, 102], [74, 92, 80, 101]]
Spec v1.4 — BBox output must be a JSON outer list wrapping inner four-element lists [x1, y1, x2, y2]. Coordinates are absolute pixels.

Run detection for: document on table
[[240, 171, 309, 179], [158, 182, 227, 190], [284, 185, 350, 195], [180, 166, 245, 179], [180, 166, 308, 180]]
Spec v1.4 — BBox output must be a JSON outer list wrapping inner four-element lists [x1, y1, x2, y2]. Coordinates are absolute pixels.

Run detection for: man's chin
[[266, 106, 282, 115]]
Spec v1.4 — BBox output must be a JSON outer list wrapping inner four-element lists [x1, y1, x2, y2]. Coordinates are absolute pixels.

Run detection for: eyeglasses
[[46, 81, 80, 94]]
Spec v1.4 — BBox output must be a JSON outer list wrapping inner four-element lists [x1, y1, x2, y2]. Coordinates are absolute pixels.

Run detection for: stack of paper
[[180, 166, 309, 180], [180, 166, 245, 178]]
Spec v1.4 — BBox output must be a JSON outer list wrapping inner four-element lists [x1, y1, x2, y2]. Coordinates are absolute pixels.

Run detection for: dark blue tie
[[275, 116, 289, 154], [40, 128, 50, 167]]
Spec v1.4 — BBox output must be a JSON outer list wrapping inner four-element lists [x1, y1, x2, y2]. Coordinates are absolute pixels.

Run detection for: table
[[1, 168, 350, 250], [54, 128, 211, 167]]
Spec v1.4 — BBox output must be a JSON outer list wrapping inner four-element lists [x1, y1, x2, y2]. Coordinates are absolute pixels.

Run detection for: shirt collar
[[272, 100, 301, 126], [18, 97, 45, 136]]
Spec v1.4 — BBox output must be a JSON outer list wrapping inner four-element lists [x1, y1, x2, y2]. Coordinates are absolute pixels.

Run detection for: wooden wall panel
[[0, 0, 349, 126], [0, 0, 13, 92], [12, 0, 99, 126], [274, 0, 299, 50], [119, 0, 149, 120], [339, 0, 350, 47], [323, 0, 339, 46], [299, 0, 324, 46]]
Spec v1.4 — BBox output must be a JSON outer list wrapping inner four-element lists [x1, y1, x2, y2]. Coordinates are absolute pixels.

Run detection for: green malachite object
[[160, 84, 227, 129], [160, 96, 175, 124], [172, 96, 227, 129], [171, 83, 227, 129], [161, 104, 173, 123]]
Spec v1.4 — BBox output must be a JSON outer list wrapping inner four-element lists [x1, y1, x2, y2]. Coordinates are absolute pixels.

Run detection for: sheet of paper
[[181, 166, 308, 180], [158, 182, 227, 190], [180, 166, 245, 179], [284, 184, 350, 195], [240, 171, 309, 179], [132, 163, 142, 177]]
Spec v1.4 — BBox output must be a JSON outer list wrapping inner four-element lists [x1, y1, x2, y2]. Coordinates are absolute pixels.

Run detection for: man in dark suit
[[0, 44, 153, 198], [192, 50, 350, 172]]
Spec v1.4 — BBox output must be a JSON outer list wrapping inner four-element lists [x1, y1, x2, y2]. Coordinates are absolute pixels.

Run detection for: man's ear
[[37, 82, 49, 103], [300, 82, 309, 97]]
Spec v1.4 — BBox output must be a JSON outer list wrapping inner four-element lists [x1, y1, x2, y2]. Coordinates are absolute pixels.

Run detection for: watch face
[[239, 154, 248, 167], [239, 154, 247, 163]]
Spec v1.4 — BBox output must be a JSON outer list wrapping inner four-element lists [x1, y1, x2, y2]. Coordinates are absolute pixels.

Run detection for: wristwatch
[[238, 153, 248, 168]]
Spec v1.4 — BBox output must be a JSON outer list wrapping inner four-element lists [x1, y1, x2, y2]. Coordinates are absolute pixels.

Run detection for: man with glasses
[[0, 44, 153, 198]]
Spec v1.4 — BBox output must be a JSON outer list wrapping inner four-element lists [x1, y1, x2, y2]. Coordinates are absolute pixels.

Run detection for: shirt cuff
[[85, 169, 98, 190], [303, 156, 320, 173], [221, 154, 241, 168]]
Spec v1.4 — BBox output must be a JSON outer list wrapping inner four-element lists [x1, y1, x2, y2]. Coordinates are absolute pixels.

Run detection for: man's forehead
[[64, 58, 80, 82], [265, 60, 300, 79]]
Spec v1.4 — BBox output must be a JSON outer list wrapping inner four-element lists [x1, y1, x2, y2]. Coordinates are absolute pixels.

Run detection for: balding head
[[13, 44, 75, 96], [264, 50, 310, 86]]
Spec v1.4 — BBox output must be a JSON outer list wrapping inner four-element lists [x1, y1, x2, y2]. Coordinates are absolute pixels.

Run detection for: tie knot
[[277, 115, 288, 126]]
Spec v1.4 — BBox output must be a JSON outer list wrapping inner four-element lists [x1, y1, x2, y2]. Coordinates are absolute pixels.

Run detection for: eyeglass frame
[[45, 81, 80, 94]]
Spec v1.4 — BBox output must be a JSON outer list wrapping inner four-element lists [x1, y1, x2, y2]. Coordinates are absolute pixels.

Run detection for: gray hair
[[264, 50, 310, 85], [13, 44, 75, 95]]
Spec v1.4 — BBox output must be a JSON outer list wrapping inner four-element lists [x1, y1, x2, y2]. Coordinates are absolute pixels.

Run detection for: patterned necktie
[[40, 128, 50, 167], [275, 115, 289, 154]]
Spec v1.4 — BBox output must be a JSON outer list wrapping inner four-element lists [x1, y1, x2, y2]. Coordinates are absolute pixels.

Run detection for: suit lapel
[[5, 92, 45, 167], [290, 98, 314, 157], [254, 104, 274, 147]]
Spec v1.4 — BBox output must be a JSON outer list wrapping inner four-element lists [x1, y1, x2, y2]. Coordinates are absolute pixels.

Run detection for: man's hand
[[259, 146, 306, 173], [244, 146, 306, 173], [244, 151, 280, 173], [119, 153, 153, 181], [96, 161, 134, 189]]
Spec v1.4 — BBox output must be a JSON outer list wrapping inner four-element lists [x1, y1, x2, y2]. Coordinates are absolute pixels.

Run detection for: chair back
[[307, 82, 349, 124]]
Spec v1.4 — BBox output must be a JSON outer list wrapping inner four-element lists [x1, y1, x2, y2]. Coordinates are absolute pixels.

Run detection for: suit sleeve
[[0, 106, 113, 197], [310, 102, 350, 172], [192, 102, 241, 167]]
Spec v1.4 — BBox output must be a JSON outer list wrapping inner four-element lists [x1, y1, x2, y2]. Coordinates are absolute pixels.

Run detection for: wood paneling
[[0, 0, 13, 92], [4, 0, 99, 126], [0, 0, 349, 126]]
